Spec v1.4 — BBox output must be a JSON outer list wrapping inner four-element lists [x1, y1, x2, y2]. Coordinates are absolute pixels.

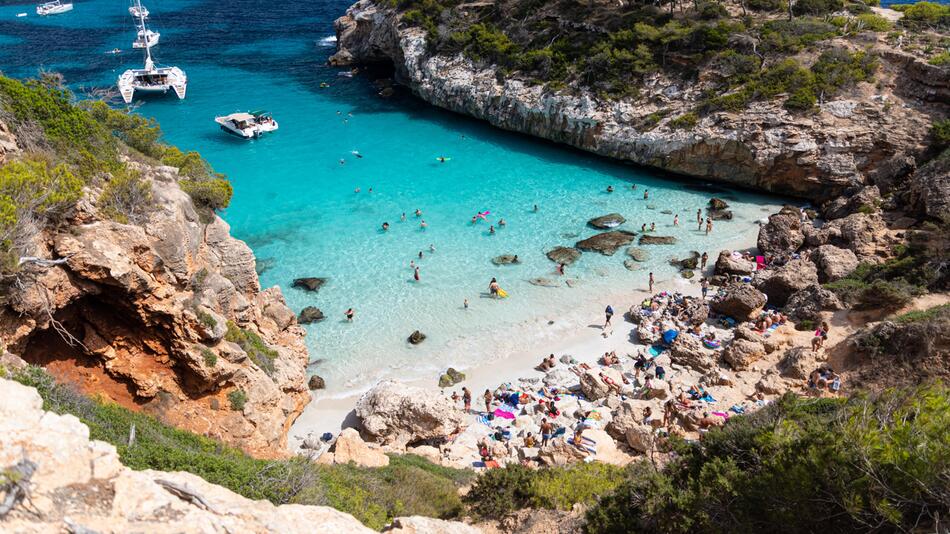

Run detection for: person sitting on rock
[[524, 432, 537, 448], [537, 354, 556, 371], [699, 411, 722, 430], [600, 372, 623, 394]]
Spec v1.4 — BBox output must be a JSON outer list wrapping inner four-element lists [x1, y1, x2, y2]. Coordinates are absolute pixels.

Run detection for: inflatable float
[[497, 288, 509, 298]]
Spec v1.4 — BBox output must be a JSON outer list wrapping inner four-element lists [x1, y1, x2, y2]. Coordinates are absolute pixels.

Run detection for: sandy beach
[[288, 253, 730, 451]]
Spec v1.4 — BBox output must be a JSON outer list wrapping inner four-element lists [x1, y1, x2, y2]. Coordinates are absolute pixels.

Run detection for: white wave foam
[[319, 35, 337, 47]]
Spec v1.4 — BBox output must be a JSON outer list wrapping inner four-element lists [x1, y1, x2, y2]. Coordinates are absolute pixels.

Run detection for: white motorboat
[[36, 0, 73, 15], [132, 28, 159, 48], [117, 0, 185, 103], [129, 3, 148, 18], [214, 111, 279, 139]]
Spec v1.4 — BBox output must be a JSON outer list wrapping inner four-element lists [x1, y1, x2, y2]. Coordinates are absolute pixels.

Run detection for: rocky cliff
[[329, 0, 947, 201], [0, 129, 309, 457], [0, 377, 481, 533]]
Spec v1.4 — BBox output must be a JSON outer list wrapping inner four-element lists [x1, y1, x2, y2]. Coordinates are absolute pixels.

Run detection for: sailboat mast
[[135, 0, 154, 71]]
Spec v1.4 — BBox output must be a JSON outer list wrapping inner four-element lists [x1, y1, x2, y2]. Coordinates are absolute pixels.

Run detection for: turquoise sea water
[[0, 0, 785, 396]]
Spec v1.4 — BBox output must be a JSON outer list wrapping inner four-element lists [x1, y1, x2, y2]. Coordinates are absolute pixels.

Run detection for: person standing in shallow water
[[697, 209, 702, 226], [701, 251, 709, 271], [649, 272, 655, 294], [489, 277, 500, 297], [345, 308, 355, 322], [705, 217, 713, 235], [414, 266, 420, 282], [673, 214, 679, 227], [701, 277, 709, 299], [643, 190, 649, 200]]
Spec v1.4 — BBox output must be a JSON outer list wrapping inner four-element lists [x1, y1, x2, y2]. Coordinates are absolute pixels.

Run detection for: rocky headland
[[329, 0, 947, 201]]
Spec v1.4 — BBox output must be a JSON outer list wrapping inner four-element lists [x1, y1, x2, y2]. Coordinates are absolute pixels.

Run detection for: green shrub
[[201, 348, 218, 367], [196, 309, 217, 329], [811, 48, 878, 95], [8, 366, 472, 530], [792, 0, 844, 16], [932, 119, 950, 148], [855, 12, 893, 31], [896, 1, 950, 29], [930, 51, 950, 66], [586, 387, 950, 533], [225, 321, 278, 376], [97, 168, 152, 225], [846, 1, 871, 14], [747, 0, 785, 12], [227, 389, 248, 411], [760, 19, 839, 52], [893, 303, 950, 323], [669, 112, 699, 129], [180, 177, 233, 211]]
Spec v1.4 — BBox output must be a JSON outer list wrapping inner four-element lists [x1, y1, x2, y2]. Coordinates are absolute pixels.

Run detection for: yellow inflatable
[[497, 288, 509, 298]]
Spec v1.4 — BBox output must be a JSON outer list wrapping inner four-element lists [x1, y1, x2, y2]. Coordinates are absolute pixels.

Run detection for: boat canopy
[[226, 112, 256, 122], [250, 110, 271, 118]]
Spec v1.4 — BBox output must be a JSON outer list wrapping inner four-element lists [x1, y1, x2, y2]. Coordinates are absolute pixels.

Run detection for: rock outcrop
[[546, 246, 581, 265], [0, 378, 373, 533], [0, 163, 309, 457], [576, 231, 637, 255], [356, 380, 465, 447], [330, 0, 937, 202], [710, 284, 767, 320], [588, 213, 626, 229]]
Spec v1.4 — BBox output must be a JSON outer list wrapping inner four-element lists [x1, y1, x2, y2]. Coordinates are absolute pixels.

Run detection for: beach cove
[[0, 0, 785, 446]]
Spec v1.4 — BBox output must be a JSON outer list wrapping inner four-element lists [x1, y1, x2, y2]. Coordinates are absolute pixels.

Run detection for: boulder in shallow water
[[408, 330, 427, 345], [491, 254, 521, 265], [672, 251, 700, 270], [681, 270, 695, 279], [298, 306, 325, 324], [438, 368, 465, 388], [356, 380, 465, 447], [708, 209, 733, 220], [639, 235, 677, 245], [292, 277, 327, 292], [709, 198, 729, 210], [546, 246, 581, 265], [529, 277, 560, 287], [576, 231, 637, 255], [308, 375, 326, 390], [588, 213, 626, 229], [624, 260, 641, 271]]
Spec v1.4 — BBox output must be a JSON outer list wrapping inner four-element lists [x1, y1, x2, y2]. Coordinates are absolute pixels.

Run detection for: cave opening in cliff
[[19, 295, 175, 412]]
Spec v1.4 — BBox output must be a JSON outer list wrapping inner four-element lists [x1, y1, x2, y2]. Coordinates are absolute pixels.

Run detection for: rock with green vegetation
[[438, 367, 465, 388]]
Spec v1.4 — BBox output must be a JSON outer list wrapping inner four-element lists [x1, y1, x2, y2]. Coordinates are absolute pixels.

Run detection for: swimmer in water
[[533, 204, 539, 212], [643, 190, 649, 200], [471, 216, 478, 225], [489, 225, 495, 235], [420, 220, 428, 229], [368, 187, 373, 193], [499, 218, 506, 227], [382, 222, 389, 231], [641, 223, 647, 232], [437, 156, 447, 163], [429, 244, 436, 252], [607, 185, 614, 193], [650, 222, 656, 232], [415, 209, 422, 217], [339, 159, 345, 165], [419, 251, 424, 259], [401, 212, 407, 222], [354, 187, 360, 193], [632, 184, 637, 190], [410, 260, 416, 269]]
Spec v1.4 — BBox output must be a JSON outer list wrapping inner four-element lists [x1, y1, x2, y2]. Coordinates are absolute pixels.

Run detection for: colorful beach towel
[[493, 409, 515, 420], [699, 393, 716, 403], [649, 345, 666, 357]]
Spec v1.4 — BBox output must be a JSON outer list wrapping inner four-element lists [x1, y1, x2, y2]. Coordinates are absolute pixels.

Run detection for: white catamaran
[[117, 0, 186, 104], [36, 0, 73, 16]]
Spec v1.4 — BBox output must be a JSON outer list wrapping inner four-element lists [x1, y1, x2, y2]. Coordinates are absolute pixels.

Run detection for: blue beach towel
[[649, 345, 665, 357], [699, 393, 716, 403]]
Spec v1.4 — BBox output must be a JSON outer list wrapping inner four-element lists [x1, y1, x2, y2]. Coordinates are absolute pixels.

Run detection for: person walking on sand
[[673, 214, 679, 227], [701, 252, 708, 271], [649, 272, 655, 294], [484, 389, 493, 413], [462, 387, 472, 412], [540, 418, 553, 447], [705, 217, 713, 235], [345, 308, 355, 322], [604, 305, 614, 327], [701, 277, 709, 299]]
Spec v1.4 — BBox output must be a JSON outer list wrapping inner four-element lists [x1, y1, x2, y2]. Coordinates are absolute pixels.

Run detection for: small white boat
[[132, 29, 160, 48], [17, 12, 28, 17], [36, 0, 73, 16], [129, 4, 148, 18], [214, 111, 279, 139]]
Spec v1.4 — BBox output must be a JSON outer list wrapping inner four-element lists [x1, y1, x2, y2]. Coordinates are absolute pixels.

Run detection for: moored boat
[[214, 111, 279, 139], [36, 0, 73, 16]]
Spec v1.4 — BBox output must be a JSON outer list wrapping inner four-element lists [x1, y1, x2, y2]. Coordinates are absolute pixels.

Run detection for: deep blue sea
[[0, 0, 790, 400]]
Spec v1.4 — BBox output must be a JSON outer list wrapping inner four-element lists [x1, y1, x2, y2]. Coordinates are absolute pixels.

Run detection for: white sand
[[288, 271, 711, 450]]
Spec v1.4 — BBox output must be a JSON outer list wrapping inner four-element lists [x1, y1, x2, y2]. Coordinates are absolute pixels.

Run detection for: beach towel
[[663, 329, 679, 344], [699, 393, 716, 403], [507, 392, 520, 406], [703, 339, 721, 349], [755, 256, 766, 270], [712, 411, 729, 419], [649, 345, 666, 357], [493, 409, 515, 420], [553, 427, 567, 437], [476, 415, 492, 426], [729, 404, 746, 415]]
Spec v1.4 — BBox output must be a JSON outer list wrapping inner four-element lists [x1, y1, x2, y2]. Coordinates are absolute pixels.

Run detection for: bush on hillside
[[792, 0, 844, 16], [894, 1, 950, 29], [747, 0, 785, 12], [585, 387, 950, 533], [224, 321, 277, 375], [97, 168, 153, 225], [932, 119, 950, 148]]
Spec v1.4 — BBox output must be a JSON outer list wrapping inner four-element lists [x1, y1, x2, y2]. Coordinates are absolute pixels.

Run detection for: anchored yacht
[[132, 28, 160, 48], [117, 0, 186, 103], [36, 0, 73, 15], [214, 111, 279, 139]]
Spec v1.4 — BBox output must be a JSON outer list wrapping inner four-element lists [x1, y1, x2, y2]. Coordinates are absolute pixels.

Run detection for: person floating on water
[[352, 150, 363, 159], [382, 222, 389, 231], [498, 218, 506, 227], [437, 156, 447, 163]]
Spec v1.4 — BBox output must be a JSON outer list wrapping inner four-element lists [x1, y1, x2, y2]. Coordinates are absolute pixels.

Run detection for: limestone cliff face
[[0, 151, 309, 457], [330, 0, 944, 201]]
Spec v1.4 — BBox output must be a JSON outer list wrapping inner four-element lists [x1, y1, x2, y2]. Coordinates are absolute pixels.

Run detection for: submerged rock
[[492, 254, 521, 265], [576, 231, 637, 255], [546, 246, 581, 265], [639, 235, 677, 245], [624, 259, 641, 271], [626, 247, 649, 262], [292, 277, 327, 292], [298, 306, 325, 324], [529, 277, 560, 287], [408, 330, 427, 344], [588, 213, 626, 229]]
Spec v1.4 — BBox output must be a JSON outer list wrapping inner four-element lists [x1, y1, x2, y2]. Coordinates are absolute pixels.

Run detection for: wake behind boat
[[117, 0, 185, 104], [214, 111, 278, 139], [36, 0, 72, 16]]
